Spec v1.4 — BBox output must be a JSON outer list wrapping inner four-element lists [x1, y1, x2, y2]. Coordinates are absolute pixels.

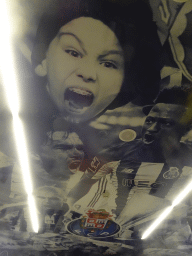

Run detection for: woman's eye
[[102, 62, 117, 69], [65, 49, 81, 58]]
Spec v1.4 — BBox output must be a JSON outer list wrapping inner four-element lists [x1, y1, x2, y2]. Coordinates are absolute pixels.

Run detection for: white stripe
[[134, 162, 164, 192], [87, 177, 107, 207]]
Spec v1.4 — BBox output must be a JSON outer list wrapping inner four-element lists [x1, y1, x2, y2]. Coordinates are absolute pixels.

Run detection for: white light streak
[[172, 180, 192, 207], [141, 206, 173, 240], [142, 179, 192, 240], [0, 0, 39, 232]]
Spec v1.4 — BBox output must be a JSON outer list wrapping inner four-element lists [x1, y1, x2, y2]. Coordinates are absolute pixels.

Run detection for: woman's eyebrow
[[58, 32, 86, 53], [99, 50, 124, 59]]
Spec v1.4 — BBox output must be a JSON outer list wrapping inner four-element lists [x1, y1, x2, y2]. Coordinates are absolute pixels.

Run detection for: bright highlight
[[141, 179, 192, 240], [0, 0, 39, 232]]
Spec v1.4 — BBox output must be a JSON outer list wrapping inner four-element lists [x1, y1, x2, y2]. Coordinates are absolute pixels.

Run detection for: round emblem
[[67, 209, 120, 238], [163, 167, 180, 179], [119, 129, 136, 142]]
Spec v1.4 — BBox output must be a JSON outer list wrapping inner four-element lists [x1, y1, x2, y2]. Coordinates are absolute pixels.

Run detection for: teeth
[[144, 134, 155, 144], [64, 87, 94, 110], [69, 87, 92, 96]]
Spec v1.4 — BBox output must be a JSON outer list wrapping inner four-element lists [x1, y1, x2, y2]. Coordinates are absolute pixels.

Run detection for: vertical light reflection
[[141, 179, 192, 240], [141, 206, 173, 240], [0, 0, 39, 232]]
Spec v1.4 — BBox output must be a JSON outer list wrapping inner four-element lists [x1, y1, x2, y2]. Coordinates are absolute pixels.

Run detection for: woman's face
[[39, 17, 124, 123]]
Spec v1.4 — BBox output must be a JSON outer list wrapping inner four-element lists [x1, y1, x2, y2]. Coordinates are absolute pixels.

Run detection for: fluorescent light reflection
[[142, 179, 192, 240], [0, 0, 39, 232]]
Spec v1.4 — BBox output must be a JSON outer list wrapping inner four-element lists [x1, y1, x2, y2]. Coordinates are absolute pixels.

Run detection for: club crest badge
[[163, 167, 180, 179], [67, 209, 120, 238]]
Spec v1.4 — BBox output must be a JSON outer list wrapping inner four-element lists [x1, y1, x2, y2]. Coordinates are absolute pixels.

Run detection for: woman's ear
[[35, 59, 47, 77]]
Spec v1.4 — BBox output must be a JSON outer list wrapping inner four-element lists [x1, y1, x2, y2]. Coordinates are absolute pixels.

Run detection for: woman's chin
[[61, 110, 92, 123]]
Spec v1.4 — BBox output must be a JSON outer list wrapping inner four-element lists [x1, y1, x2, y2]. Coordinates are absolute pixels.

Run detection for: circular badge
[[67, 217, 120, 238], [119, 129, 136, 142], [67, 209, 120, 238], [163, 167, 180, 179]]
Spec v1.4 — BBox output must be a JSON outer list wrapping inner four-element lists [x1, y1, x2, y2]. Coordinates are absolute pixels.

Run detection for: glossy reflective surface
[[1, 1, 192, 256]]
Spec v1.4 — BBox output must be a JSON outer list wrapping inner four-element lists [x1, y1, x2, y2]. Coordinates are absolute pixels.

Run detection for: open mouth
[[64, 87, 94, 113], [67, 157, 82, 173], [143, 133, 155, 144]]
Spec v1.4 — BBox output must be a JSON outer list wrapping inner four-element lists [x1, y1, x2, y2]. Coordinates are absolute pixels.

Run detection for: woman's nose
[[76, 59, 97, 82]]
